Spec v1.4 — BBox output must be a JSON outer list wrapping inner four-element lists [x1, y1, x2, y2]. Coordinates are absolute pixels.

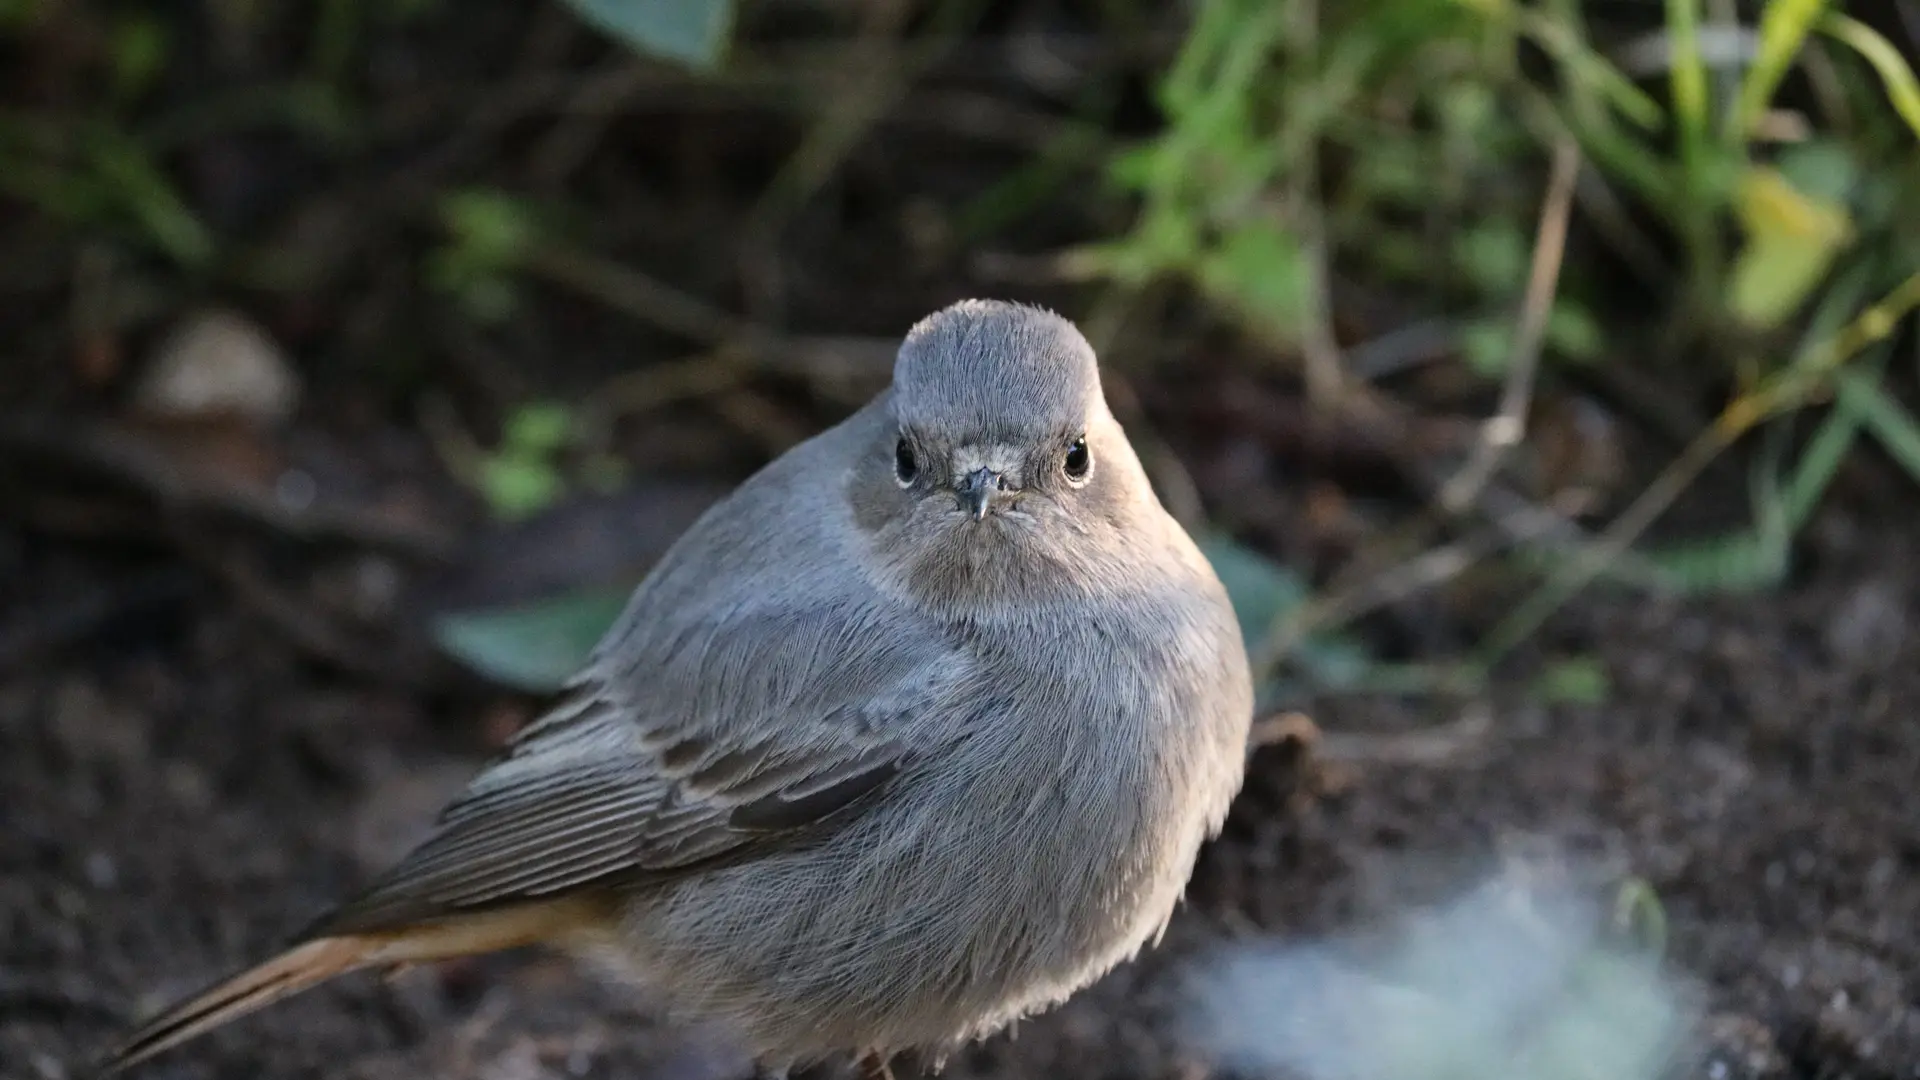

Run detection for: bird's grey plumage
[[105, 299, 1254, 1077]]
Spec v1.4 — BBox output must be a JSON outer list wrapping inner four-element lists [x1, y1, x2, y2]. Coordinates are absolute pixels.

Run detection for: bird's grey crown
[[892, 300, 1102, 444]]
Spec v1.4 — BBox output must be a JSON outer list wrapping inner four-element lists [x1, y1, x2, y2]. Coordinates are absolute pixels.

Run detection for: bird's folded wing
[[308, 597, 960, 938]]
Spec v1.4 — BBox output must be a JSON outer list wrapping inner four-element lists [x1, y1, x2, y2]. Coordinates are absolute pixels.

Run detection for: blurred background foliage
[[2, 0, 1918, 708]]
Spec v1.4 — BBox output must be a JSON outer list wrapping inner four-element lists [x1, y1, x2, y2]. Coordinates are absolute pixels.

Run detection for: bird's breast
[[967, 610, 1243, 984]]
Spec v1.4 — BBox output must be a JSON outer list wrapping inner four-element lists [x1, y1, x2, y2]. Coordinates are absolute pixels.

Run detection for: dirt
[[5, 449, 1920, 1080]]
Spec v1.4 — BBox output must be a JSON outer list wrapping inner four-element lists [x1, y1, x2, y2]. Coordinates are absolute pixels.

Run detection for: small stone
[[135, 308, 301, 426]]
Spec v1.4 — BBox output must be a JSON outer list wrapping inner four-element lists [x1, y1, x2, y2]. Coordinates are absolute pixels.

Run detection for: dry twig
[[1441, 138, 1582, 514]]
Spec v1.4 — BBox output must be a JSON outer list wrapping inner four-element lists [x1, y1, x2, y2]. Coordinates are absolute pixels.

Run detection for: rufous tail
[[99, 898, 600, 1073], [101, 936, 378, 1073]]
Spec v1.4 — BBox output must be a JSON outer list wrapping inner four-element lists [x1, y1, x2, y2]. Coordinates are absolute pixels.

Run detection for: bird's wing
[[310, 581, 965, 938]]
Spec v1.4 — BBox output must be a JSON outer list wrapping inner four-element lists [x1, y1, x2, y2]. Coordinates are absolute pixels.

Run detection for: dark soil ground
[[6, 452, 1920, 1080]]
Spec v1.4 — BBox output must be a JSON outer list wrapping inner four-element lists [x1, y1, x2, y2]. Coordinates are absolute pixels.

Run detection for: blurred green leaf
[[1198, 218, 1309, 342], [1348, 141, 1431, 204], [480, 455, 566, 521], [562, 0, 734, 70], [1727, 166, 1853, 329], [429, 189, 544, 321], [1461, 317, 1513, 377], [505, 401, 576, 453], [1105, 143, 1164, 191], [1438, 81, 1498, 144], [1611, 877, 1670, 958], [1546, 301, 1604, 361], [1533, 656, 1610, 704], [1457, 219, 1530, 293], [474, 403, 586, 521], [439, 188, 538, 269], [432, 588, 629, 691], [109, 13, 169, 103]]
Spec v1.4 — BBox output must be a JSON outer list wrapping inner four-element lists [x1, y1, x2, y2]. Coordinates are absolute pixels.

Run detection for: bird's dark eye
[[1063, 436, 1091, 482], [894, 437, 919, 486]]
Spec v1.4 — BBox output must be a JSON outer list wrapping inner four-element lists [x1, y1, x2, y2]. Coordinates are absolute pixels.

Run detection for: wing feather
[[309, 595, 957, 938]]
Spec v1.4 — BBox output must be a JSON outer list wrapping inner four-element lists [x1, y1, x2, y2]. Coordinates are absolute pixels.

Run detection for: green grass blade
[[84, 128, 215, 268], [1836, 367, 1920, 482], [1666, 0, 1710, 159], [1781, 364, 1874, 522], [1731, 0, 1830, 140], [1819, 13, 1920, 143], [1642, 425, 1796, 595], [1520, 11, 1667, 130], [1522, 90, 1672, 207]]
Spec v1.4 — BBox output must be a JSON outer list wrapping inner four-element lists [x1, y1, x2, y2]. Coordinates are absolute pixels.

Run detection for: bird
[[100, 299, 1255, 1079]]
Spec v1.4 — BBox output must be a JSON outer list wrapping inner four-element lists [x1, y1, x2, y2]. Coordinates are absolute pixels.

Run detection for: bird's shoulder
[[551, 405, 968, 747]]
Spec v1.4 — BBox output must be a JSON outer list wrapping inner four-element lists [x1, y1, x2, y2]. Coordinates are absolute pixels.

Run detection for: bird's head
[[849, 300, 1162, 617]]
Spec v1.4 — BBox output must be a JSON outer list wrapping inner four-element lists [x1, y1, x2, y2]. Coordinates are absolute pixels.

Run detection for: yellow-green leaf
[[1727, 166, 1854, 329]]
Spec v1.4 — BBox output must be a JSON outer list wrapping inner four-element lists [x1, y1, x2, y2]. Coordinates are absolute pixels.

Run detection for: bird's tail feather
[[100, 898, 601, 1074], [101, 936, 377, 1074]]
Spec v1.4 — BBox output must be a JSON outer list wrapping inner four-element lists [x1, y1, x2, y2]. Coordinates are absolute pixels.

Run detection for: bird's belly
[[977, 808, 1201, 1031], [607, 742, 1214, 1064]]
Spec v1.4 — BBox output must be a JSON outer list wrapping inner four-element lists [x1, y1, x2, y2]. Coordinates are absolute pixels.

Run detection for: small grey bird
[[102, 300, 1254, 1078]]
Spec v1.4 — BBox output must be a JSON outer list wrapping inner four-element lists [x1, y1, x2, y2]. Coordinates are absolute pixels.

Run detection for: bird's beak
[[955, 467, 1006, 520]]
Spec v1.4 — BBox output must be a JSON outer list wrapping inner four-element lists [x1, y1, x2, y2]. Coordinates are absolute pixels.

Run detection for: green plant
[[1096, 0, 1920, 690], [1105, 0, 1919, 361], [1088, 0, 1604, 366], [0, 114, 214, 270], [466, 400, 628, 522], [560, 0, 736, 70], [425, 188, 545, 323], [432, 585, 634, 691]]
